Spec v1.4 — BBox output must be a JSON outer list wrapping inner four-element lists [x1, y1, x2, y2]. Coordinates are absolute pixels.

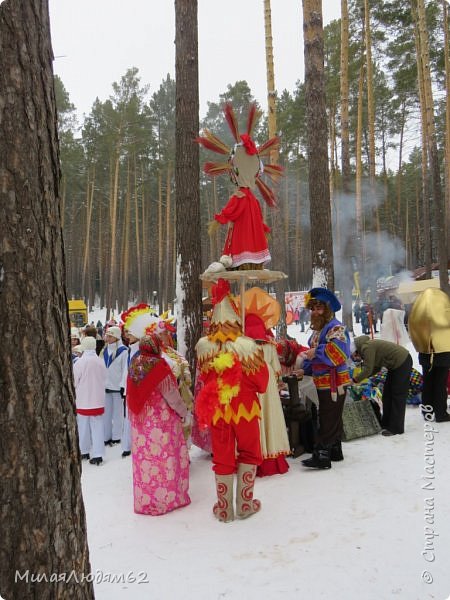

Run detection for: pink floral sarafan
[[131, 385, 190, 516]]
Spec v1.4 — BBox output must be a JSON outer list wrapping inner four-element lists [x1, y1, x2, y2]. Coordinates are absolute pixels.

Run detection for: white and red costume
[[73, 340, 107, 461]]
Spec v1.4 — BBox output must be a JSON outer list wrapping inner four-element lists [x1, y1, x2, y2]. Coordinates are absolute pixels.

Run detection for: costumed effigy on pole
[[196, 102, 283, 271]]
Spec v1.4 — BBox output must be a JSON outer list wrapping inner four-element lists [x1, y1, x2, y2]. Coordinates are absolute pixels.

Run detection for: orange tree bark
[[175, 0, 203, 376], [302, 0, 334, 289]]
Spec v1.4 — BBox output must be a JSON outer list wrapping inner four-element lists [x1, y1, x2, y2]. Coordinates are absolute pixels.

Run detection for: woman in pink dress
[[127, 333, 190, 515]]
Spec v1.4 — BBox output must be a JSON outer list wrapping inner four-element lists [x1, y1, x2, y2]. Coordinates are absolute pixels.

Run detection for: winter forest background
[[1, 1, 450, 598], [57, 0, 450, 320]]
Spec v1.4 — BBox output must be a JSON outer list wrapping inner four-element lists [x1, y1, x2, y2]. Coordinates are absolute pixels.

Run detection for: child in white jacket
[[74, 336, 107, 465]]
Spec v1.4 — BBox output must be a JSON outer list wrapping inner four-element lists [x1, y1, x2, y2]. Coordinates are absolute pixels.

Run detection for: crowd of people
[[353, 294, 406, 335], [69, 283, 450, 522]]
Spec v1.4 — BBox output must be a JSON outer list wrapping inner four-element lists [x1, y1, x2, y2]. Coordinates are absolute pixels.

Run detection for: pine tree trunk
[[412, 0, 431, 275], [338, 0, 354, 330], [264, 0, 277, 157], [175, 0, 203, 375], [81, 171, 94, 304], [414, 0, 448, 292], [98, 191, 104, 309], [157, 170, 163, 312], [88, 172, 95, 310], [264, 0, 286, 335], [443, 0, 450, 258], [329, 105, 339, 260], [121, 160, 131, 313], [69, 183, 76, 295], [134, 157, 143, 300], [295, 176, 302, 290], [340, 0, 350, 191], [141, 164, 149, 302], [283, 166, 290, 277], [61, 175, 67, 229], [356, 62, 365, 265], [302, 0, 334, 290], [165, 163, 172, 312], [396, 104, 405, 236], [106, 151, 120, 319], [0, 2, 94, 597]]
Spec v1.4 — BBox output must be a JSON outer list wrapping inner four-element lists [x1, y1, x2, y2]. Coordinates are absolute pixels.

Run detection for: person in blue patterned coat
[[295, 288, 351, 469]]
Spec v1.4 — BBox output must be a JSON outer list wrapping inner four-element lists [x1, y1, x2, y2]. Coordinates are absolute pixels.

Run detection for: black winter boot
[[301, 446, 331, 469], [329, 440, 344, 462]]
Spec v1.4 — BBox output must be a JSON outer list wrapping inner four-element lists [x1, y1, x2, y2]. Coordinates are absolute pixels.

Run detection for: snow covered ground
[[81, 313, 450, 600]]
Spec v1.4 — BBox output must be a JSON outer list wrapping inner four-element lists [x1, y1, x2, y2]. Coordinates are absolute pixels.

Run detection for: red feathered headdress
[[211, 278, 231, 306], [195, 102, 284, 207]]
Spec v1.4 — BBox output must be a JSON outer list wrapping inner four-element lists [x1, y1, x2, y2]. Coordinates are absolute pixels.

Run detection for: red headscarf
[[127, 333, 175, 415]]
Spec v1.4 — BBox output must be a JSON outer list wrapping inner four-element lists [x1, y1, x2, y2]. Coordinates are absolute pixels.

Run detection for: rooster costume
[[195, 279, 269, 522]]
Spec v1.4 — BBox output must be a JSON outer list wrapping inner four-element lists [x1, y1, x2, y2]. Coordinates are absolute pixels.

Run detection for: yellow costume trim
[[264, 450, 291, 458], [212, 400, 261, 425], [208, 322, 241, 343], [212, 352, 234, 373], [325, 342, 348, 366], [218, 383, 240, 405], [123, 306, 156, 329]]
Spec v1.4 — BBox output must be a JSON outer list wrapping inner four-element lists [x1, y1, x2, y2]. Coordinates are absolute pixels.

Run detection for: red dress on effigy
[[215, 187, 271, 268]]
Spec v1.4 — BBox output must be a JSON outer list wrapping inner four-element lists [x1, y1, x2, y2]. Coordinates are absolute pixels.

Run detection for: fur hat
[[105, 326, 122, 340], [81, 336, 97, 351], [305, 287, 341, 312]]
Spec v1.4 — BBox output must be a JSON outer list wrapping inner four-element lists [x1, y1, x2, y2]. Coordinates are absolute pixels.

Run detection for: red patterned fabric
[[127, 358, 174, 416]]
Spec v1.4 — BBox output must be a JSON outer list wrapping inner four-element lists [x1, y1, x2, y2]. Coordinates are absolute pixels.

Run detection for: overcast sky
[[49, 1, 341, 121]]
